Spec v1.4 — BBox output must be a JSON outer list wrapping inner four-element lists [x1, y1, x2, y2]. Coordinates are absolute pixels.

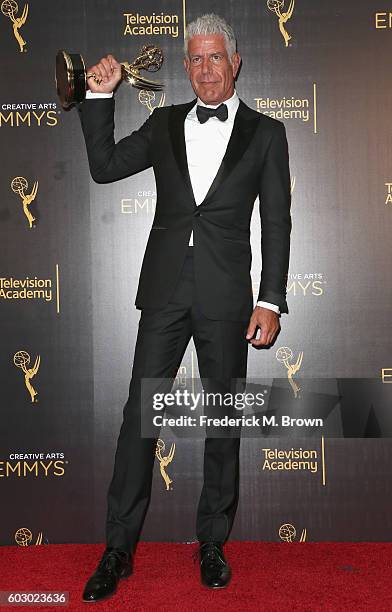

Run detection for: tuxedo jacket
[[78, 96, 291, 321]]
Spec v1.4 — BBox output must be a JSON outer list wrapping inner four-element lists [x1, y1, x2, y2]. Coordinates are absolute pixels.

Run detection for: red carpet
[[0, 542, 391, 611]]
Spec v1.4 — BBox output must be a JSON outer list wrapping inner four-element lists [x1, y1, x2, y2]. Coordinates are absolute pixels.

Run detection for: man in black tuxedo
[[80, 13, 291, 603]]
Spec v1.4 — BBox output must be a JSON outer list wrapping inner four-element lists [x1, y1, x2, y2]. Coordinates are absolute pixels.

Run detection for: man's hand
[[86, 54, 122, 94], [246, 306, 280, 347]]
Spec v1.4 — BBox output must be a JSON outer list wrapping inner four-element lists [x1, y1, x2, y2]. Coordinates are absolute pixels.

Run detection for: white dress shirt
[[184, 91, 239, 246], [85, 89, 280, 314]]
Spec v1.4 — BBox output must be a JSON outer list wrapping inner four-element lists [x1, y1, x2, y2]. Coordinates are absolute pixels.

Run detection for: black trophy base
[[55, 50, 87, 108]]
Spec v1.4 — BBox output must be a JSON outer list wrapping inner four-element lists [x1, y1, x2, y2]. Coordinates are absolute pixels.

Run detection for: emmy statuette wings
[[55, 45, 164, 109]]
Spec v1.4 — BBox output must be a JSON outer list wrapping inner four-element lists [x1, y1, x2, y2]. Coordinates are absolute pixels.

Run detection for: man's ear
[[232, 53, 241, 78], [183, 56, 190, 75]]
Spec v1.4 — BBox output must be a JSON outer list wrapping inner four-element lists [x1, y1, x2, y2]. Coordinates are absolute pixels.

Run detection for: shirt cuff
[[256, 300, 280, 315], [85, 91, 114, 99]]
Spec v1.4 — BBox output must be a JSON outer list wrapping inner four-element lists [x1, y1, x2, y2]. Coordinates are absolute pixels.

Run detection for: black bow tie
[[196, 103, 228, 124]]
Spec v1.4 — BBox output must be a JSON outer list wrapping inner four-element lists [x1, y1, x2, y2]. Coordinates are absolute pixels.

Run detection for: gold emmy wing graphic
[[276, 346, 303, 398], [267, 0, 295, 47], [13, 350, 40, 402], [155, 439, 175, 491], [15, 527, 44, 546], [1, 0, 28, 52], [138, 89, 166, 115], [279, 523, 307, 542], [11, 176, 38, 229]]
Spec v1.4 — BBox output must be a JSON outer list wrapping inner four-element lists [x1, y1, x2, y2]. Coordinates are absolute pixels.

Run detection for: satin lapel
[[169, 99, 197, 205], [200, 100, 260, 206]]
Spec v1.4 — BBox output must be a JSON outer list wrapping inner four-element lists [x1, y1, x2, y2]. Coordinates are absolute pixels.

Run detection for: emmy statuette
[[55, 45, 164, 108]]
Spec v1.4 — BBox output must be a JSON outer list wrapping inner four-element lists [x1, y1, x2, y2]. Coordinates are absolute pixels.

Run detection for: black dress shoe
[[199, 541, 231, 589], [82, 547, 133, 603]]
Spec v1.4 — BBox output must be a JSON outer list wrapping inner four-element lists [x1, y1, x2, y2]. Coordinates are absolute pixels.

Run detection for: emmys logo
[[0, 102, 58, 128], [138, 89, 166, 114], [374, 13, 392, 29], [385, 183, 392, 205], [287, 272, 325, 297], [1, 452, 67, 477], [13, 350, 40, 403], [279, 523, 307, 542], [155, 439, 175, 491], [276, 346, 303, 398], [1, 0, 28, 52], [253, 272, 324, 301], [121, 190, 156, 214], [267, 0, 295, 47], [15, 527, 46, 546], [381, 369, 392, 383], [11, 176, 38, 228]]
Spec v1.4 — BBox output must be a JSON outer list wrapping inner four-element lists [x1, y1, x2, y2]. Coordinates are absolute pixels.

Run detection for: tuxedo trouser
[[105, 246, 249, 554]]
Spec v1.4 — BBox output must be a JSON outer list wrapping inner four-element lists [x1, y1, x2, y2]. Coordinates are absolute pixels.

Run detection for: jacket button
[[194, 210, 201, 217]]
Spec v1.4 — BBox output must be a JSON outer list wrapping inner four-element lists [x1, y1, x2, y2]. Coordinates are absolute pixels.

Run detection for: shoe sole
[[201, 574, 231, 590], [82, 568, 133, 603]]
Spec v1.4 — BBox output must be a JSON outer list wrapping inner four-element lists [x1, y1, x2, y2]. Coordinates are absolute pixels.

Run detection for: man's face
[[183, 34, 241, 105]]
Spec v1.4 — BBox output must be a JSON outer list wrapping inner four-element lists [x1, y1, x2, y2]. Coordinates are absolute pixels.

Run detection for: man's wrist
[[256, 300, 280, 315], [85, 90, 114, 99]]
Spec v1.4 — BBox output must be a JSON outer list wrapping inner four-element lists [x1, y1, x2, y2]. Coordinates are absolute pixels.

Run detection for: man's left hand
[[246, 306, 280, 347]]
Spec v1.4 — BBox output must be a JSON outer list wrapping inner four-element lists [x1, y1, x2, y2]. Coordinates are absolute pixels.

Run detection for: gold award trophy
[[55, 44, 164, 109]]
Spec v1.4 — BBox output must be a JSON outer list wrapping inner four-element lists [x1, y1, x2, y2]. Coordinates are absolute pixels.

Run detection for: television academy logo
[[262, 439, 327, 485], [123, 11, 179, 38], [262, 447, 319, 474], [267, 0, 295, 47], [13, 350, 40, 402], [1, 0, 28, 52], [0, 267, 61, 313], [254, 87, 318, 133], [276, 346, 303, 398], [10, 176, 38, 228], [155, 439, 175, 491]]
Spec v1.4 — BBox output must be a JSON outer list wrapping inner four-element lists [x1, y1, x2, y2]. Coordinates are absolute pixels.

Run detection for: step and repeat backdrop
[[1, 0, 391, 548]]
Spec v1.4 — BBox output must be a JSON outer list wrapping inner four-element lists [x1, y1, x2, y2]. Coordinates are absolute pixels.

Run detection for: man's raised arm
[[77, 54, 156, 183]]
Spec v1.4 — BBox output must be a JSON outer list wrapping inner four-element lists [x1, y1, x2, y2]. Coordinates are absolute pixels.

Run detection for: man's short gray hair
[[184, 13, 237, 62]]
